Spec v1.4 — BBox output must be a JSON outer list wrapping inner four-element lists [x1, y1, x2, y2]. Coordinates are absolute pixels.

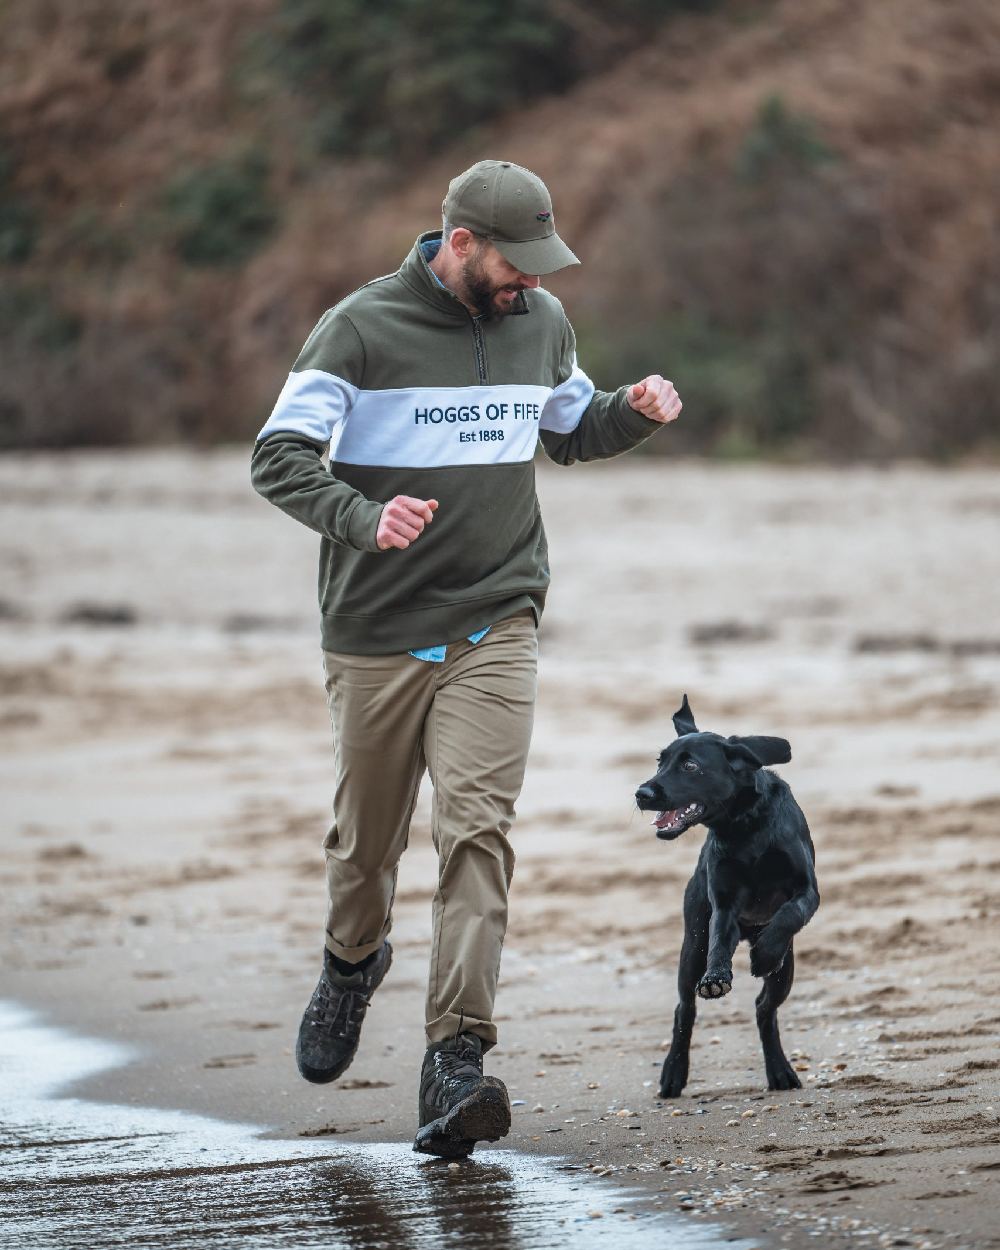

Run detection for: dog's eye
[[681, 759, 699, 773]]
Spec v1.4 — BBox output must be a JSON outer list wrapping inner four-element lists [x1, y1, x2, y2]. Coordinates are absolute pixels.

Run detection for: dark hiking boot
[[295, 942, 392, 1084], [412, 1032, 511, 1158]]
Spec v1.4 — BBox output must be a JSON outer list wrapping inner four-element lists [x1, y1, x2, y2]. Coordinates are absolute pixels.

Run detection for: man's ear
[[725, 735, 792, 771], [448, 226, 478, 259], [673, 693, 698, 737]]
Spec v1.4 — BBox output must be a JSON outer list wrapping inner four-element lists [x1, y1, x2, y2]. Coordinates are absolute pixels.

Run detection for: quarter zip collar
[[399, 231, 531, 321]]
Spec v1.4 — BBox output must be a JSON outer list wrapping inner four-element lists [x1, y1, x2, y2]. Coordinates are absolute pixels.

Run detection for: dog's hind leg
[[659, 885, 709, 1099], [755, 943, 801, 1091]]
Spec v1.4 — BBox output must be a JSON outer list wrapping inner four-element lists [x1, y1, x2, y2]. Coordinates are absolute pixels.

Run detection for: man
[[251, 159, 681, 1158]]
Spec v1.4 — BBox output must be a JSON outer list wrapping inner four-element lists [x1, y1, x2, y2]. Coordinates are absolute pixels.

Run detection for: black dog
[[635, 695, 819, 1096]]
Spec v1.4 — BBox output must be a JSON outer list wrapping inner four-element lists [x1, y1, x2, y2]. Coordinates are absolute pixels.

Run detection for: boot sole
[[295, 944, 392, 1084], [412, 1077, 511, 1159]]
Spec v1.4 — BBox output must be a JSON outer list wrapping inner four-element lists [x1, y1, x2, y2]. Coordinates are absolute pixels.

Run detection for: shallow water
[[0, 1003, 753, 1248]]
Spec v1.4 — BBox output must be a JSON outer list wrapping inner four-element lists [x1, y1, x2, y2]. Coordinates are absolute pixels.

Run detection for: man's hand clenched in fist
[[377, 496, 439, 551], [627, 375, 682, 424]]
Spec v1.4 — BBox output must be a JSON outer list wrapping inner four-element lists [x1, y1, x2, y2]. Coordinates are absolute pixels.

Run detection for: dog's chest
[[739, 884, 792, 925], [720, 849, 794, 924]]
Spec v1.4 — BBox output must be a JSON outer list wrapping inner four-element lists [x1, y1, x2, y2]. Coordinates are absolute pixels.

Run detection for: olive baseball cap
[[442, 159, 580, 275]]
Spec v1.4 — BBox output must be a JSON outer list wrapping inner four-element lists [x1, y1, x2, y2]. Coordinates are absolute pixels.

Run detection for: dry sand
[[2, 451, 999, 1248]]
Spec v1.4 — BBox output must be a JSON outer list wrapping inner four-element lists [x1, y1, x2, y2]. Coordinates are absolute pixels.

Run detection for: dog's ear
[[725, 734, 792, 771], [672, 693, 698, 737]]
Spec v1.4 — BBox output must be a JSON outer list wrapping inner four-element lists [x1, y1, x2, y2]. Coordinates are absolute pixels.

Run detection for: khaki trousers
[[321, 612, 537, 1048]]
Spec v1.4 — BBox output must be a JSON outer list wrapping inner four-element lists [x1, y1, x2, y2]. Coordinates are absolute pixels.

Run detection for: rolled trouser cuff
[[324, 925, 391, 965], [426, 1009, 497, 1052]]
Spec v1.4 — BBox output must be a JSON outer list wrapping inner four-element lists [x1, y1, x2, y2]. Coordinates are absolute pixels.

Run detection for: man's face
[[460, 240, 541, 321]]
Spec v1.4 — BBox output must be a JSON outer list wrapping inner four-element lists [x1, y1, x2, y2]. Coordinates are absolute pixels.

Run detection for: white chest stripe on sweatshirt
[[257, 364, 596, 468], [334, 384, 553, 467]]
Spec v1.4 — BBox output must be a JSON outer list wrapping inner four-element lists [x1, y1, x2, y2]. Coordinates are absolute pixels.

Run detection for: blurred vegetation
[[0, 284, 83, 450], [163, 149, 278, 266], [0, 146, 38, 264], [583, 309, 819, 460], [737, 94, 838, 183], [1, 0, 997, 457], [60, 205, 134, 267], [580, 97, 895, 458], [0, 284, 81, 353], [265, 0, 717, 159]]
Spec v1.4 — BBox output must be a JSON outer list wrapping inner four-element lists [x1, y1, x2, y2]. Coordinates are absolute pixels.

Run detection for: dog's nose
[[635, 783, 659, 805]]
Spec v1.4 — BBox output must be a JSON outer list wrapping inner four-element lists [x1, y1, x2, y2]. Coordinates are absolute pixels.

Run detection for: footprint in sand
[[203, 1054, 257, 1069]]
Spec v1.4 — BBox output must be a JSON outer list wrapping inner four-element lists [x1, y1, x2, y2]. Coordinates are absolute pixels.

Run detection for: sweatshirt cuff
[[345, 498, 385, 552], [615, 386, 664, 440]]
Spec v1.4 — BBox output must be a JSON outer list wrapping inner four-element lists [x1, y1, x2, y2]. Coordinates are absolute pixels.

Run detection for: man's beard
[[461, 251, 525, 322]]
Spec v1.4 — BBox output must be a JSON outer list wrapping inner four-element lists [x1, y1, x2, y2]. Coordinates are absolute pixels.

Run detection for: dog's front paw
[[697, 972, 732, 999], [750, 934, 789, 979]]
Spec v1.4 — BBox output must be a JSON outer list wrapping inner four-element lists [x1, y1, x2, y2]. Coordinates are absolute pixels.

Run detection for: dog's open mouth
[[652, 803, 705, 839]]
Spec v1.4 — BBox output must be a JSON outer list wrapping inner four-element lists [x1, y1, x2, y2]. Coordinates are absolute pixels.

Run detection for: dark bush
[[163, 149, 278, 266], [269, 0, 716, 159], [737, 94, 838, 183], [0, 146, 38, 264], [0, 284, 81, 352], [0, 199, 37, 264]]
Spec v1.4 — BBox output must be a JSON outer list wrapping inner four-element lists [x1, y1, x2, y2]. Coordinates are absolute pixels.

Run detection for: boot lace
[[310, 975, 369, 1038], [433, 1037, 482, 1084]]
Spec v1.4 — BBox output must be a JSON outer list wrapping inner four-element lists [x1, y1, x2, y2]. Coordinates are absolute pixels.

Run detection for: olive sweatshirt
[[250, 231, 661, 654]]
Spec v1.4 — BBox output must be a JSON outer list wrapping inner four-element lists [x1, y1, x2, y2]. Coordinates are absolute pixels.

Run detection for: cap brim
[[492, 231, 580, 276]]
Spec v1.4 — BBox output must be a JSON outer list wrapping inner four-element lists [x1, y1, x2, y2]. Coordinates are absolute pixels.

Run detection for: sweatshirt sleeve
[[538, 317, 662, 466], [250, 307, 384, 552]]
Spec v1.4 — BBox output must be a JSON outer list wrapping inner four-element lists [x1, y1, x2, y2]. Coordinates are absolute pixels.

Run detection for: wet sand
[[2, 452, 999, 1249], [5, 1002, 729, 1249]]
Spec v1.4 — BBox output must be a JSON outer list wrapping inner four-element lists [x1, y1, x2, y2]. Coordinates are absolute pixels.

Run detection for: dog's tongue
[[653, 808, 683, 830]]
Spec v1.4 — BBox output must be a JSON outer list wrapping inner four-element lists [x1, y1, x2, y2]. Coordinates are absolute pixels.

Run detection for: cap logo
[[536, 211, 551, 222]]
